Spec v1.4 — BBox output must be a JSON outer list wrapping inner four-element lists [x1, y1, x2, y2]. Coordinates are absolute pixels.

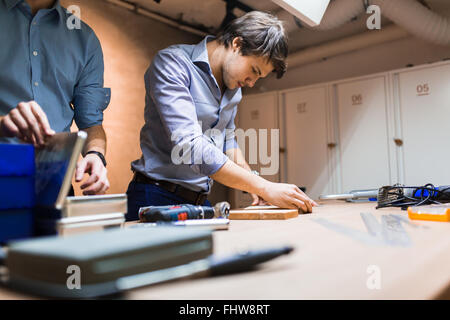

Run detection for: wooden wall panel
[[61, 0, 201, 195]]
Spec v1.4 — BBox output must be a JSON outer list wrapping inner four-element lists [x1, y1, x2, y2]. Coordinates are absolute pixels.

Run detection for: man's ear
[[231, 37, 243, 52]]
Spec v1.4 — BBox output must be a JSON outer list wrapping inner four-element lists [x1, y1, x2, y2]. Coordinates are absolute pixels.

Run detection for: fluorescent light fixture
[[272, 0, 331, 27]]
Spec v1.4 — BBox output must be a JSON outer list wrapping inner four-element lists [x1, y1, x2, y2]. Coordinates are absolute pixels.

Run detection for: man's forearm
[[211, 159, 267, 196], [225, 147, 252, 171], [81, 125, 107, 156]]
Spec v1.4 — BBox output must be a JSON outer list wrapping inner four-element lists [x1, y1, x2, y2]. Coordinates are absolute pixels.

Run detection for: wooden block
[[229, 205, 300, 220]]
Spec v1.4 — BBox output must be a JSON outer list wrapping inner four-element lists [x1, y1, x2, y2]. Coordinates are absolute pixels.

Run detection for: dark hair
[[216, 11, 288, 79]]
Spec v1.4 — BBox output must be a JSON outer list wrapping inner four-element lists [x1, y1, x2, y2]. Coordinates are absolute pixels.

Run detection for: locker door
[[336, 76, 391, 192], [232, 92, 279, 208], [397, 63, 450, 186], [284, 86, 331, 200], [237, 92, 280, 182]]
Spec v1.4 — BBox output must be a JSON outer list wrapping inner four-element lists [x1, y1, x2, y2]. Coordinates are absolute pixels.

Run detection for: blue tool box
[[0, 143, 36, 242], [0, 209, 34, 244], [0, 176, 35, 209], [0, 143, 35, 176]]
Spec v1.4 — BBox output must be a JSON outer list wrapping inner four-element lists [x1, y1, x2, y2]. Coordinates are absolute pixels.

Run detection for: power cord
[[376, 183, 450, 210]]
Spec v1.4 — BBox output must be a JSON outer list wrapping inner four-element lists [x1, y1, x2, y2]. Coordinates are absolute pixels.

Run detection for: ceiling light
[[271, 0, 331, 27]]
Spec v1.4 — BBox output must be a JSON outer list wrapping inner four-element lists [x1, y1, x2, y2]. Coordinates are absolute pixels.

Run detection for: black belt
[[132, 171, 208, 205]]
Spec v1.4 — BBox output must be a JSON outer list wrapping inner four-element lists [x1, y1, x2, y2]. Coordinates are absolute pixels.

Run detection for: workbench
[[1, 201, 449, 299]]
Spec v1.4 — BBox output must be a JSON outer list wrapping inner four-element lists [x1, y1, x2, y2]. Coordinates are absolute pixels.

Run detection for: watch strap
[[85, 151, 107, 167]]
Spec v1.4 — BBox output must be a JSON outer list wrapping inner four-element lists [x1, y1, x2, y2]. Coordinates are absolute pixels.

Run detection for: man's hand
[[0, 101, 55, 146], [250, 193, 269, 206], [259, 181, 318, 213], [75, 153, 109, 195], [211, 160, 318, 213]]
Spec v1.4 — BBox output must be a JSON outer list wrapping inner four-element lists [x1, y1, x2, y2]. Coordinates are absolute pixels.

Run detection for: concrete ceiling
[[127, 0, 280, 33], [122, 0, 450, 52]]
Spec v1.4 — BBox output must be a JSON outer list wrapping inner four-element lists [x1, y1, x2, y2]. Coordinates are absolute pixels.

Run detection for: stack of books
[[34, 193, 128, 237]]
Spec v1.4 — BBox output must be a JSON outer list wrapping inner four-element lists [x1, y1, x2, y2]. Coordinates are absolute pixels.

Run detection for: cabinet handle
[[393, 138, 403, 147], [279, 148, 286, 153], [327, 143, 337, 149]]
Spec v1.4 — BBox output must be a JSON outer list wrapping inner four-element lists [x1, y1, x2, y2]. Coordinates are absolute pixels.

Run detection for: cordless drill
[[138, 201, 230, 223]]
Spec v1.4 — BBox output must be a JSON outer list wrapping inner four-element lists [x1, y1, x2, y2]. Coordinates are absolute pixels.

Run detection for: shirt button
[[33, 51, 38, 56], [34, 82, 39, 86], [32, 22, 37, 26]]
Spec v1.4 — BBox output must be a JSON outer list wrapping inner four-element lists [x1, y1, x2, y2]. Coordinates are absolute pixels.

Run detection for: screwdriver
[[138, 201, 230, 223]]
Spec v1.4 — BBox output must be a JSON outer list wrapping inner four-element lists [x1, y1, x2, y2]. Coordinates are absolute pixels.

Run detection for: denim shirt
[[131, 36, 241, 192], [0, 0, 110, 139]]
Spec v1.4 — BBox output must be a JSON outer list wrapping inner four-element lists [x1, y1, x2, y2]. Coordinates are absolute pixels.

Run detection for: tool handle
[[404, 185, 450, 199]]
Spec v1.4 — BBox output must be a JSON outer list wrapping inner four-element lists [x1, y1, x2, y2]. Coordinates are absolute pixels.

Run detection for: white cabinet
[[232, 91, 280, 208], [394, 62, 450, 186], [334, 76, 393, 192], [236, 91, 280, 182], [232, 60, 450, 206], [282, 85, 334, 200]]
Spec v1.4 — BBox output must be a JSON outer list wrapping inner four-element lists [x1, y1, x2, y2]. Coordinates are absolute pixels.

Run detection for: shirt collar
[[5, 0, 22, 10], [6, 0, 63, 20], [192, 35, 216, 72], [192, 35, 241, 97], [54, 0, 65, 20]]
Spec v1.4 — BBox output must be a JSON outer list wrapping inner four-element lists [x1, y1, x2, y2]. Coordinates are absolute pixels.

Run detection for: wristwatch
[[86, 151, 107, 167]]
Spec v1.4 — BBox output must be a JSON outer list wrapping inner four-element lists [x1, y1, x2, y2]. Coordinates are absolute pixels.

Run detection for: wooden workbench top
[[1, 201, 449, 299], [128, 201, 450, 300]]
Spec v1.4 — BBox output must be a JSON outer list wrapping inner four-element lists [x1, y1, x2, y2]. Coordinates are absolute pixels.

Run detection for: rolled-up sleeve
[[72, 32, 111, 129], [147, 50, 228, 176]]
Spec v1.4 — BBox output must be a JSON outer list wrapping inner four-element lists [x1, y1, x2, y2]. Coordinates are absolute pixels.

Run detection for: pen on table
[[208, 245, 294, 276], [116, 245, 294, 291]]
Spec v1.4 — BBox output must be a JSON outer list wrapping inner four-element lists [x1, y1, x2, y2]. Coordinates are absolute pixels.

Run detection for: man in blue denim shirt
[[127, 11, 317, 220], [0, 0, 111, 195]]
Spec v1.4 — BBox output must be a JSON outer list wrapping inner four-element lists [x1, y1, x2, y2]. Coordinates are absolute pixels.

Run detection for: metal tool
[[319, 189, 378, 201], [314, 212, 414, 247], [376, 184, 450, 209], [139, 201, 230, 223], [320, 183, 450, 208]]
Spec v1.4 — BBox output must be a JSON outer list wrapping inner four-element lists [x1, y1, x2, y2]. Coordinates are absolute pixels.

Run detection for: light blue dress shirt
[[0, 0, 110, 138], [131, 36, 241, 193]]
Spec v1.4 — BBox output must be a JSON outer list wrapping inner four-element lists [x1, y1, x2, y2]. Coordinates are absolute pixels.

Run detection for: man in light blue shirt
[[0, 0, 110, 195], [127, 11, 317, 220]]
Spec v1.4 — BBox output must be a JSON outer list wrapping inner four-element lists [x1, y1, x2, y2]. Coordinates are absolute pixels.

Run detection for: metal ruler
[[313, 212, 422, 247]]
